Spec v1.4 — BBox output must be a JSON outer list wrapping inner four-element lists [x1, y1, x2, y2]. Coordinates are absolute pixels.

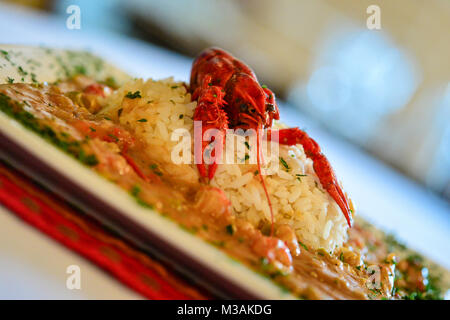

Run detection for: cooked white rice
[[101, 78, 349, 252], [101, 78, 200, 185]]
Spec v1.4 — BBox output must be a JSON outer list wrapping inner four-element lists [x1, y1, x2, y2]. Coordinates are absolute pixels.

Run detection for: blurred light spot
[[307, 66, 350, 113], [438, 83, 450, 164], [291, 29, 420, 144], [441, 126, 450, 164]]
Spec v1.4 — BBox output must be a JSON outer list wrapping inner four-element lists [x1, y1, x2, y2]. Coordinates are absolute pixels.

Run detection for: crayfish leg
[[208, 162, 218, 181], [193, 75, 228, 182]]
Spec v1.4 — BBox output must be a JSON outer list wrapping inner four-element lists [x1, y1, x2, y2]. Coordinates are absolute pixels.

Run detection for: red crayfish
[[190, 47, 352, 228]]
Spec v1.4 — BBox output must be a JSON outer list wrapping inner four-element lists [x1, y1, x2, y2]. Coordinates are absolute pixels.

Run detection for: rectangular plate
[[0, 111, 296, 299]]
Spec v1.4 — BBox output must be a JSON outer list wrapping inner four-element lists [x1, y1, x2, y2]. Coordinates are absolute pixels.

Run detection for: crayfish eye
[[266, 103, 274, 112], [240, 103, 248, 112]]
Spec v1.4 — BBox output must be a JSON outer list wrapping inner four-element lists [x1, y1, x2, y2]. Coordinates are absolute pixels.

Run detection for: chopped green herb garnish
[[298, 241, 308, 251], [130, 185, 141, 197], [210, 240, 225, 248], [125, 91, 141, 99], [129, 185, 154, 209], [17, 66, 28, 76], [279, 157, 289, 170], [136, 199, 154, 209], [104, 77, 117, 88], [107, 133, 119, 142], [226, 224, 234, 235], [149, 163, 163, 176], [137, 118, 147, 122], [407, 254, 424, 264], [74, 65, 87, 75], [314, 181, 324, 193], [30, 73, 37, 83], [180, 224, 198, 234], [82, 154, 99, 166], [179, 114, 184, 119], [384, 233, 407, 251]]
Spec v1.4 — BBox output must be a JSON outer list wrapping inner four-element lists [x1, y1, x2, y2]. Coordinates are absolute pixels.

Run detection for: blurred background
[[0, 0, 449, 200]]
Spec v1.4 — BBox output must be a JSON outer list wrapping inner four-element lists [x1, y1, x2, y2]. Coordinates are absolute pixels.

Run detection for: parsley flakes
[[125, 91, 141, 99], [279, 157, 289, 170]]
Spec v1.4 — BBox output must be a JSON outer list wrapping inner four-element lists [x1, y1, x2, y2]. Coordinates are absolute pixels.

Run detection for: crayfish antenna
[[256, 126, 275, 237], [208, 162, 219, 181]]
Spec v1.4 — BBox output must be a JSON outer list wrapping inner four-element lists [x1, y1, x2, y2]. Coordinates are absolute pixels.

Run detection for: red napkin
[[0, 162, 208, 300]]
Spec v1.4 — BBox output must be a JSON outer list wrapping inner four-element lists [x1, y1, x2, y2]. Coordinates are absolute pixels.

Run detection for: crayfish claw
[[325, 183, 353, 227]]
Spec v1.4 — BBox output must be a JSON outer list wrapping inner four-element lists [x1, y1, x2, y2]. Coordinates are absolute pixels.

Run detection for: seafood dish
[[0, 45, 448, 299]]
